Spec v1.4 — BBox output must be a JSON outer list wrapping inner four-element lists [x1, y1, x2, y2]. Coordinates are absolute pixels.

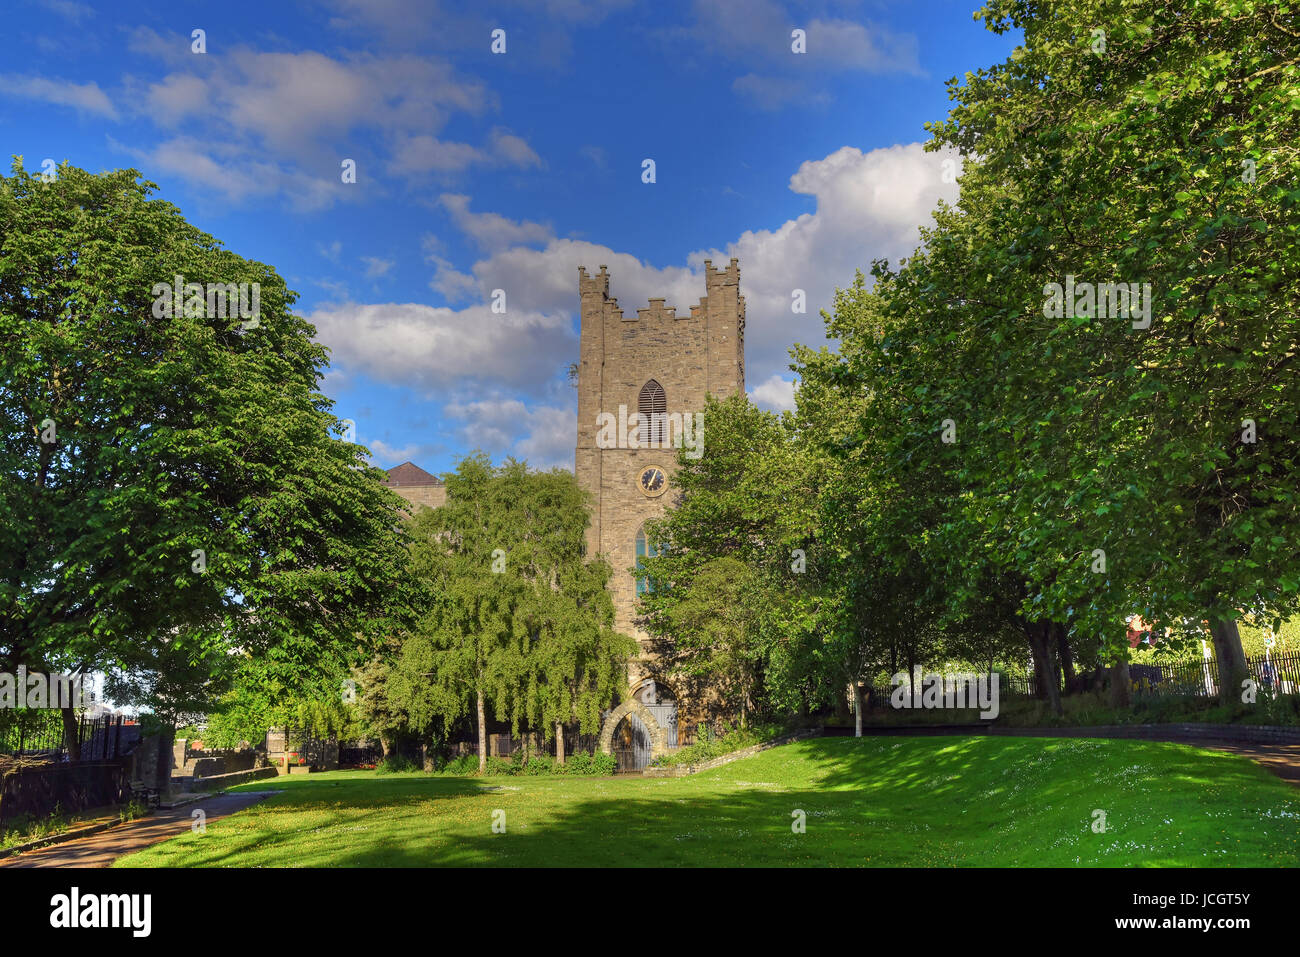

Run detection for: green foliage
[[118, 798, 147, 823], [557, 751, 616, 775], [640, 394, 833, 720], [375, 754, 418, 775], [0, 708, 63, 752], [0, 159, 418, 720], [789, 0, 1300, 716], [1, 803, 71, 850], [648, 722, 782, 767], [434, 750, 615, 776], [395, 455, 635, 761], [523, 754, 555, 775], [437, 754, 481, 775]]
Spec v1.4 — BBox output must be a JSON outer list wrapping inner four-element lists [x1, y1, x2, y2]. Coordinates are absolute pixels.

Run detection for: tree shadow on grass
[[123, 742, 1300, 868]]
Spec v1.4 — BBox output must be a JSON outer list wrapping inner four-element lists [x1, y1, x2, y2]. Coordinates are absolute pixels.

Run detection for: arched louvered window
[[639, 379, 667, 445]]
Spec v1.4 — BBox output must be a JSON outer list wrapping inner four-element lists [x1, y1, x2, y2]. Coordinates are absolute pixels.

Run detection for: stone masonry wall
[[576, 261, 745, 690]]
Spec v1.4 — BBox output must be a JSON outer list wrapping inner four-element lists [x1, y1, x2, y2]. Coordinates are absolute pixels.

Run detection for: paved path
[[0, 791, 277, 868], [1129, 736, 1300, 786]]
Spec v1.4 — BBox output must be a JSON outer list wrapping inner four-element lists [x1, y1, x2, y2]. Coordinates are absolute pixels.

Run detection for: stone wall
[[388, 484, 446, 513], [266, 729, 339, 770], [191, 766, 280, 791], [643, 728, 822, 777]]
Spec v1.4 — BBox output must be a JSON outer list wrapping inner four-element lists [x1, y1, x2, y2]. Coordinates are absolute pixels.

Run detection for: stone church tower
[[575, 259, 745, 700]]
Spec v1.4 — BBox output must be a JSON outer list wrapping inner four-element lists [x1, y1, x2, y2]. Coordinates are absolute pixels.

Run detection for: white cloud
[[445, 397, 576, 471], [110, 134, 341, 211], [661, 1, 923, 108], [389, 135, 489, 175], [489, 128, 544, 168], [679, 0, 922, 74], [112, 36, 541, 205], [365, 438, 427, 465], [804, 18, 924, 74], [36, 0, 93, 23], [749, 374, 797, 412], [362, 256, 395, 278], [307, 301, 576, 399], [439, 194, 554, 251], [0, 74, 117, 118], [732, 73, 828, 111], [144, 73, 209, 123], [426, 143, 960, 391], [579, 145, 607, 168], [318, 142, 957, 467]]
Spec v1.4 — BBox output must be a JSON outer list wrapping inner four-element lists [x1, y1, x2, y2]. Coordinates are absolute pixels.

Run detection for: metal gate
[[610, 713, 653, 773]]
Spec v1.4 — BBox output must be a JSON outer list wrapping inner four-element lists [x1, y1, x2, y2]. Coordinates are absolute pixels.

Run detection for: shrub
[[484, 756, 518, 776], [649, 723, 781, 768], [375, 754, 417, 774], [430, 750, 616, 776], [438, 754, 481, 775], [560, 751, 615, 775]]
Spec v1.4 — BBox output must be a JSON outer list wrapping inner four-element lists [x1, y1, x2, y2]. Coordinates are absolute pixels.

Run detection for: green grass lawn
[[115, 736, 1300, 867]]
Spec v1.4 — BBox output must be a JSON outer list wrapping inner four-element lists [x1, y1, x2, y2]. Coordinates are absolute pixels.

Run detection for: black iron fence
[[1, 713, 139, 760], [1130, 653, 1300, 698], [863, 654, 1300, 707]]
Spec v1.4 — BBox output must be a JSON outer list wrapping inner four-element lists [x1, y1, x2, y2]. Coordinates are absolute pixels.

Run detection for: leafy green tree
[[640, 394, 832, 724], [0, 160, 416, 751], [404, 456, 632, 770], [521, 542, 632, 763], [923, 0, 1300, 702]]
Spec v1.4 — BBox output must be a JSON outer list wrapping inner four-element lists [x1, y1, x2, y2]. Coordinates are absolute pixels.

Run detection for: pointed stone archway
[[598, 698, 669, 758]]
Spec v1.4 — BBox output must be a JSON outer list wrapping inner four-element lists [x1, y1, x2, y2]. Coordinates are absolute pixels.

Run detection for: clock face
[[638, 465, 667, 497]]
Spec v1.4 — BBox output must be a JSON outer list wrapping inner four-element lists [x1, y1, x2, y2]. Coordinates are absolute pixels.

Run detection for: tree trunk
[[834, 683, 851, 721], [1108, 660, 1131, 708], [555, 721, 565, 764], [476, 688, 487, 773], [1209, 616, 1248, 707], [1056, 624, 1078, 694], [853, 683, 864, 738], [1026, 622, 1063, 716], [60, 707, 82, 762]]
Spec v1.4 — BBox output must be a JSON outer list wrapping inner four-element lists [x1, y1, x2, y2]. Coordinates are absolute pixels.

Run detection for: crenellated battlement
[[579, 258, 743, 325]]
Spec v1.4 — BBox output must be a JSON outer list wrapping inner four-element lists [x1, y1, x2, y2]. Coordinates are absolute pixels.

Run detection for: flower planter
[[287, 765, 313, 774]]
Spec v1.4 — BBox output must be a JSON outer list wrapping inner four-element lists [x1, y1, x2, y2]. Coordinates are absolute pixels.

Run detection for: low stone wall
[[644, 728, 822, 777], [190, 766, 280, 791]]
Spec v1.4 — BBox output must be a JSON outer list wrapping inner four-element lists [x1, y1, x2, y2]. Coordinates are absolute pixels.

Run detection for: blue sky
[[1, 0, 1019, 474]]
